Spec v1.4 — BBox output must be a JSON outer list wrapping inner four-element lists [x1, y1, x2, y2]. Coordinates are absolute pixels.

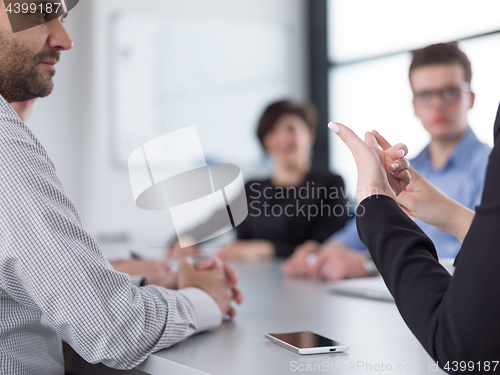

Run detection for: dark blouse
[[356, 103, 500, 373], [237, 169, 349, 257]]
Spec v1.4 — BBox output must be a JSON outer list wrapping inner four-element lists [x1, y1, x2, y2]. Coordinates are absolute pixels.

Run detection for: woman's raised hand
[[328, 122, 411, 204]]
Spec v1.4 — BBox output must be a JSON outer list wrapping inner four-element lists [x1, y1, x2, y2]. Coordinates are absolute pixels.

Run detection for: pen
[[130, 251, 143, 260]]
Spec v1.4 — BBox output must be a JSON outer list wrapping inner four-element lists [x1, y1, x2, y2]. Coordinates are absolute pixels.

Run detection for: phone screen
[[269, 331, 343, 348]]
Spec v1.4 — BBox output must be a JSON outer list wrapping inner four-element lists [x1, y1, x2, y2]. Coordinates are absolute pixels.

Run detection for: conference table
[[135, 260, 446, 375]]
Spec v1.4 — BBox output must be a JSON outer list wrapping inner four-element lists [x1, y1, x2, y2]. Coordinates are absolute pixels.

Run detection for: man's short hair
[[409, 43, 472, 84]]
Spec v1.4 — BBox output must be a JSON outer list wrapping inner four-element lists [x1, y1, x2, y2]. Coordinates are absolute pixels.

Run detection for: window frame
[[308, 0, 500, 167]]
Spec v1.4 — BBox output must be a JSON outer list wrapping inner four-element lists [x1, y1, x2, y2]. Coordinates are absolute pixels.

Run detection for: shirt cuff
[[178, 287, 222, 332]]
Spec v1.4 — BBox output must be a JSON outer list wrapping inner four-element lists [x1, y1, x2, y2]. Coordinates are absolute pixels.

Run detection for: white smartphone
[[265, 331, 349, 355]]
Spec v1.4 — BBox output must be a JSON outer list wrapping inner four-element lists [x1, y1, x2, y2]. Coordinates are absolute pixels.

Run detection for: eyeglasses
[[413, 83, 471, 107]]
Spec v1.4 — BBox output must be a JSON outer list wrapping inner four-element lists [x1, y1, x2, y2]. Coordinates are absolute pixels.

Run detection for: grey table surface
[[137, 260, 446, 375]]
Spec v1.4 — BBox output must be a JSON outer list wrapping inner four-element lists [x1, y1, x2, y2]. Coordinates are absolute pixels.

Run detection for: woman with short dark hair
[[216, 99, 349, 261]]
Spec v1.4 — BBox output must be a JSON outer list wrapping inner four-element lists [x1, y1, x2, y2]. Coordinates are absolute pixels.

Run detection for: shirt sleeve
[[328, 218, 368, 251], [0, 121, 222, 370], [469, 147, 491, 208], [356, 139, 500, 372]]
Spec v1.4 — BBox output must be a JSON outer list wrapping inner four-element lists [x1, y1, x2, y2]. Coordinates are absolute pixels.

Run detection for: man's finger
[[233, 286, 244, 305], [177, 256, 195, 273], [228, 307, 237, 318], [161, 260, 171, 272], [307, 252, 326, 279], [217, 249, 234, 261], [224, 263, 239, 284], [281, 261, 291, 275], [194, 258, 216, 270], [300, 240, 319, 251], [216, 244, 235, 258], [209, 256, 225, 270]]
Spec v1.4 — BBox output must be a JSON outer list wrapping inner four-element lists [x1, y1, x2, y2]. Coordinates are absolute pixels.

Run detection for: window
[[327, 0, 500, 198]]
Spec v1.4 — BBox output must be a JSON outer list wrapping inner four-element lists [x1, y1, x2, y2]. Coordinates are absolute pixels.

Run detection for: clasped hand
[[147, 256, 244, 319]]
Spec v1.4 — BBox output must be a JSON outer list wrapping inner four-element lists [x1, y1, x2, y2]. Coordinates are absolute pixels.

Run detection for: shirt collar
[[411, 127, 479, 171], [0, 94, 22, 120], [0, 93, 10, 110], [411, 144, 431, 168]]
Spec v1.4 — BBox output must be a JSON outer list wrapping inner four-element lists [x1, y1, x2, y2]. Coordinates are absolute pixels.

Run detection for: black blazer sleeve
[[355, 103, 500, 373]]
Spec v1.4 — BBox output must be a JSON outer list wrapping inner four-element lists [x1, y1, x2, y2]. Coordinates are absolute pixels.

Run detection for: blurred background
[[26, 0, 500, 254]]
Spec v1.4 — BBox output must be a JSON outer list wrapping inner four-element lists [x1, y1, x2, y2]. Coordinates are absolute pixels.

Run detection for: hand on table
[[283, 240, 370, 280], [177, 256, 244, 318], [216, 240, 275, 262], [281, 240, 320, 277], [307, 242, 370, 281], [167, 238, 201, 259]]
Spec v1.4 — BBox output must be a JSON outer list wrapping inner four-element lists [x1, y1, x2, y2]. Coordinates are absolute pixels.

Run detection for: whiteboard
[[109, 13, 295, 169]]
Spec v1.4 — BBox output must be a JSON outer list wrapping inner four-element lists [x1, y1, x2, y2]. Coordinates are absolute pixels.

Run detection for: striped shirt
[[0, 94, 221, 375]]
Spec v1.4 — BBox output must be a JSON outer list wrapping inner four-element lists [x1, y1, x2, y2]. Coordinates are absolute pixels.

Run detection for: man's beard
[[0, 31, 60, 103]]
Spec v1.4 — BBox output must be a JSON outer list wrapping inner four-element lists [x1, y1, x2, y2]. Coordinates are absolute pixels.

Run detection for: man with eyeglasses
[[283, 43, 491, 280]]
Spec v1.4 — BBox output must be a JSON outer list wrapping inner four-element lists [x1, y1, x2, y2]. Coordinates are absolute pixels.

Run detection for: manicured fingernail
[[391, 163, 400, 171], [328, 122, 340, 134], [399, 149, 406, 157]]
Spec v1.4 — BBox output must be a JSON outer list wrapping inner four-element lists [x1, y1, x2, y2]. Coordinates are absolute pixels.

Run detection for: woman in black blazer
[[327, 104, 500, 374], [168, 100, 348, 262], [216, 100, 348, 261]]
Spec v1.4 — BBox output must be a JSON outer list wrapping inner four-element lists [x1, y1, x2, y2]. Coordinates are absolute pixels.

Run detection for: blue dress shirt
[[329, 127, 491, 258]]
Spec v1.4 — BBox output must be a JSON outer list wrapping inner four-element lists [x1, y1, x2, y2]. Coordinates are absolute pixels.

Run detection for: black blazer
[[237, 169, 348, 257], [356, 103, 500, 374]]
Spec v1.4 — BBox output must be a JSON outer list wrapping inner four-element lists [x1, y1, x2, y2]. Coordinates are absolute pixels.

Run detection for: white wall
[[29, 0, 309, 246], [28, 1, 93, 212]]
